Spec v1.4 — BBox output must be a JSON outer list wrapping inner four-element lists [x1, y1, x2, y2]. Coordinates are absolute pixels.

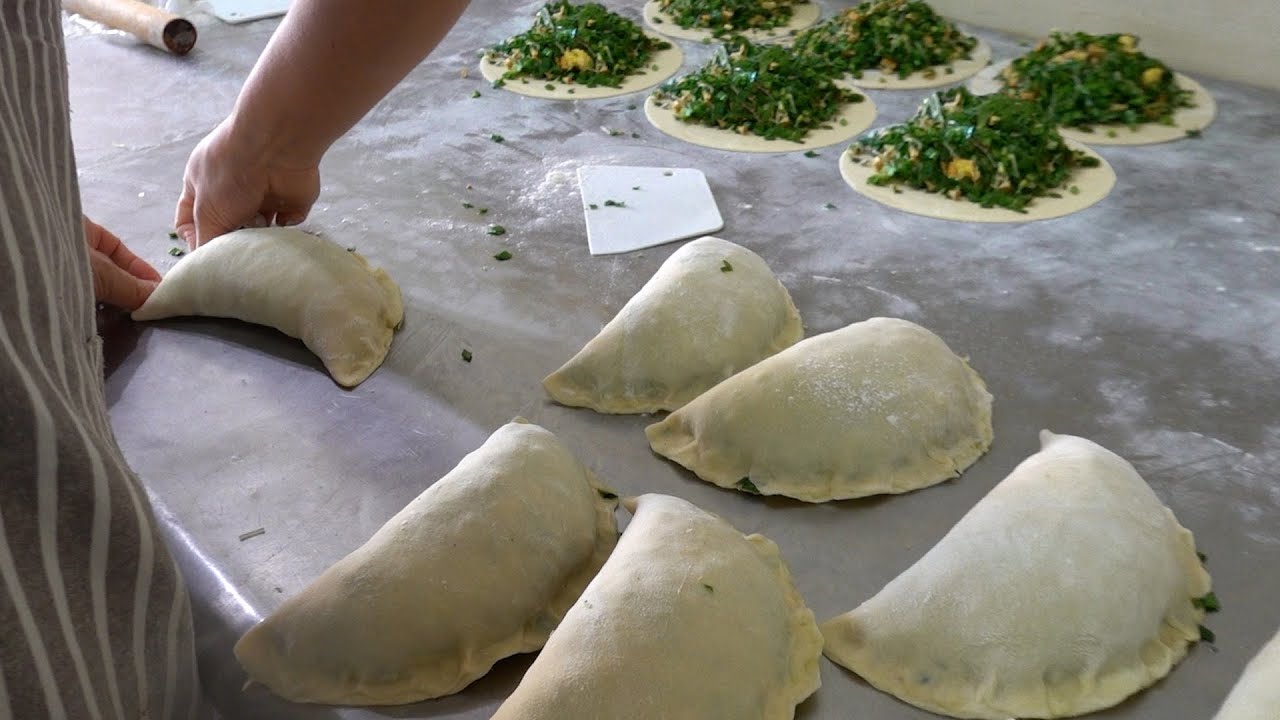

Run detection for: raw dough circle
[[968, 60, 1217, 145], [642, 0, 820, 43], [839, 139, 1116, 222], [842, 39, 992, 90], [645, 93, 877, 153], [479, 38, 684, 100]]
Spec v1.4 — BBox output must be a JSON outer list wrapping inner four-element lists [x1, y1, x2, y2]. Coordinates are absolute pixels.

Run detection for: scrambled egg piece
[[558, 48, 593, 71], [1118, 34, 1137, 52], [1141, 66, 1165, 87], [943, 157, 980, 181]]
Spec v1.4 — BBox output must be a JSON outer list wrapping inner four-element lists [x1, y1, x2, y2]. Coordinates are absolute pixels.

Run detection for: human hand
[[84, 217, 162, 311], [174, 117, 321, 248]]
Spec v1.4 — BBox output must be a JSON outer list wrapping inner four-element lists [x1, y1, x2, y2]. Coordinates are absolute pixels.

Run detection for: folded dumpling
[[233, 420, 619, 705], [491, 493, 822, 720], [646, 316, 992, 502], [544, 236, 803, 414], [1213, 626, 1280, 720], [822, 431, 1213, 719], [132, 227, 403, 387]]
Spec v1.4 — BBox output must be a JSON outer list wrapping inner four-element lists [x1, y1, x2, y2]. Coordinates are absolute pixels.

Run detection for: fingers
[[175, 183, 198, 248], [86, 220, 164, 282], [89, 249, 158, 311]]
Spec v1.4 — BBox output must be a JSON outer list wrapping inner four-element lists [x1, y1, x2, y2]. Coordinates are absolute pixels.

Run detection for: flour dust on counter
[[822, 431, 1214, 719], [641, 0, 820, 43], [233, 420, 619, 706], [1212, 625, 1280, 720], [131, 227, 404, 387], [481, 1, 683, 100], [544, 236, 803, 414], [491, 494, 822, 720], [646, 317, 994, 502]]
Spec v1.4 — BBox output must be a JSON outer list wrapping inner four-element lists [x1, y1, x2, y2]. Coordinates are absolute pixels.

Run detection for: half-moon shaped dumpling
[[491, 493, 822, 720], [645, 317, 992, 502], [1213, 626, 1280, 720], [233, 420, 618, 705], [132, 227, 403, 387], [544, 236, 802, 414], [822, 431, 1213, 719]]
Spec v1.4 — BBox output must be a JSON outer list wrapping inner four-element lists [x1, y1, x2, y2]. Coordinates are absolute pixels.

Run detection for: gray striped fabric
[[0, 1, 202, 718]]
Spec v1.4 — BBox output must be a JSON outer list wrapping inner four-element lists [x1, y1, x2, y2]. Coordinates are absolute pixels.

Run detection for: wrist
[[225, 91, 327, 172]]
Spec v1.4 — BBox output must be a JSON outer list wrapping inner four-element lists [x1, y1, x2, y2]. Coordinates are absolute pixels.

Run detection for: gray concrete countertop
[[70, 2, 1279, 718]]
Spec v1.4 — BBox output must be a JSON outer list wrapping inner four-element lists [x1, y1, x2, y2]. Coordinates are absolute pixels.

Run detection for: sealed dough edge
[[644, 319, 994, 502], [820, 431, 1212, 719], [745, 531, 825, 713], [132, 227, 404, 388], [233, 421, 620, 705], [543, 237, 804, 414]]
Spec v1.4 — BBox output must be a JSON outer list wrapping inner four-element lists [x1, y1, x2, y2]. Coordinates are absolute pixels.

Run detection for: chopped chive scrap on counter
[[720, 259, 733, 272], [493, 250, 513, 261], [803, 150, 819, 157], [167, 231, 179, 239], [658, 0, 805, 35], [996, 30, 1194, 129], [851, 87, 1101, 212], [461, 349, 473, 362], [1198, 551, 1208, 563], [791, 0, 977, 79], [632, 185, 641, 190], [1199, 625, 1216, 643], [346, 247, 356, 252], [168, 247, 184, 256], [824, 202, 837, 209], [492, 78, 506, 88], [484, 2, 672, 88], [597, 489, 619, 500], [490, 133, 505, 143], [651, 37, 864, 143], [588, 203, 599, 209], [603, 199, 625, 207], [462, 202, 474, 208], [608, 128, 624, 136], [703, 583, 715, 592], [478, 207, 489, 215], [1192, 592, 1221, 613], [736, 477, 761, 494], [471, 90, 482, 98], [663, 170, 673, 176], [631, 132, 640, 138], [1186, 128, 1202, 138], [627, 103, 637, 110], [487, 224, 507, 235]]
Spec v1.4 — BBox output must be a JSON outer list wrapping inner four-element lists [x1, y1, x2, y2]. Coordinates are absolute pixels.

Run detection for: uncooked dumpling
[[491, 493, 822, 720], [645, 317, 992, 502], [132, 227, 403, 387], [1213, 625, 1280, 720], [822, 431, 1213, 719], [544, 236, 802, 414], [233, 420, 618, 705]]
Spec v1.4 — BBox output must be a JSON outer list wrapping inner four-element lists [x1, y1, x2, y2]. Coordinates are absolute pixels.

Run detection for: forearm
[[229, 0, 471, 167]]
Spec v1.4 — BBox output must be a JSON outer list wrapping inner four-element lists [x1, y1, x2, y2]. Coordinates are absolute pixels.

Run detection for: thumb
[[90, 250, 158, 311]]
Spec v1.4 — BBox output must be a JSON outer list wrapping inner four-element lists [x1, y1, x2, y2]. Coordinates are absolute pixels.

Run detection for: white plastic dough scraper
[[200, 0, 289, 24], [578, 165, 724, 255]]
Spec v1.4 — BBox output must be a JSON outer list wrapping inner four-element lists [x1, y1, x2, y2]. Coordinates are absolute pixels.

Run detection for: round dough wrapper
[[841, 38, 992, 90], [646, 92, 877, 153], [839, 138, 1115, 223], [968, 60, 1216, 145], [642, 0, 820, 43], [479, 38, 684, 100]]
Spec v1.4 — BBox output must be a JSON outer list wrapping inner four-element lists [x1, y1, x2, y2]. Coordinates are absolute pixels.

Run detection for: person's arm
[[176, 0, 471, 246]]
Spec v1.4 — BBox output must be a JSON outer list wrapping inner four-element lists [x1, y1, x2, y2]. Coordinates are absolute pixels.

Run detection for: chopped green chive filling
[[652, 37, 864, 143], [997, 31, 1194, 129], [792, 0, 976, 79], [852, 87, 1100, 212], [485, 2, 672, 89], [658, 0, 808, 35]]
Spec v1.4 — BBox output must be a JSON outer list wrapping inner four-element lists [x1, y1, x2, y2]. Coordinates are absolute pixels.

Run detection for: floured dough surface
[[642, 0, 819, 43], [646, 317, 993, 502], [1213, 626, 1280, 720], [840, 138, 1115, 222], [479, 37, 683, 100], [968, 62, 1217, 145], [646, 92, 877, 153], [491, 493, 822, 720], [544, 236, 803, 414], [843, 39, 992, 90], [132, 227, 403, 387], [233, 420, 619, 705], [822, 431, 1213, 719]]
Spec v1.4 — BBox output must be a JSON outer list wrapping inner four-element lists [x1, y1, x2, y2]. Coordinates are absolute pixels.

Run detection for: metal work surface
[[70, 2, 1279, 718]]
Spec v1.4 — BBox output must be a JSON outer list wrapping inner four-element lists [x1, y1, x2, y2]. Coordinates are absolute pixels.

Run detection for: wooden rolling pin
[[63, 0, 197, 55]]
